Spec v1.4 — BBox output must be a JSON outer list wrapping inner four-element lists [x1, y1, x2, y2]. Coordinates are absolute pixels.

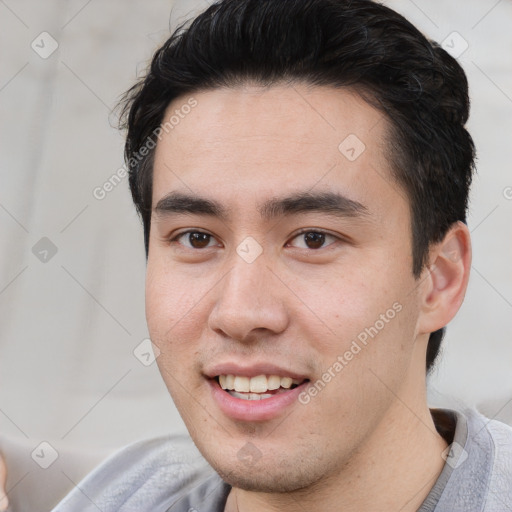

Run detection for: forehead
[[152, 84, 402, 217]]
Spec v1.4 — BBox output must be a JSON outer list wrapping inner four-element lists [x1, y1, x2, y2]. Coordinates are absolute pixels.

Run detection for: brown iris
[[303, 232, 325, 249], [188, 232, 211, 248]]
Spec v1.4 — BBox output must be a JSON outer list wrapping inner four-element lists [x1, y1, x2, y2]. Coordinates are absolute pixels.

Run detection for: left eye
[[288, 231, 338, 249]]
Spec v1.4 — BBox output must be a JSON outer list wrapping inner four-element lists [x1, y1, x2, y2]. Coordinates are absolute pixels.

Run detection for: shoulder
[[473, 410, 512, 510], [51, 435, 222, 512], [447, 408, 512, 511], [464, 408, 512, 465], [425, 408, 512, 512]]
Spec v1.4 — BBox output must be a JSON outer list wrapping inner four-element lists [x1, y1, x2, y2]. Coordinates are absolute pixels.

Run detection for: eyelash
[[168, 229, 340, 250], [169, 230, 219, 249]]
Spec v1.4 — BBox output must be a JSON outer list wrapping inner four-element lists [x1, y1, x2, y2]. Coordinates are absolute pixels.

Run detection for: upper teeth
[[218, 374, 303, 393]]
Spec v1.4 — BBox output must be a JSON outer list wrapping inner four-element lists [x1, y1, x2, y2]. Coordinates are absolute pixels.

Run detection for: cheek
[[145, 262, 207, 355], [290, 268, 392, 344], [303, 297, 417, 436], [292, 262, 418, 381], [146, 269, 207, 405]]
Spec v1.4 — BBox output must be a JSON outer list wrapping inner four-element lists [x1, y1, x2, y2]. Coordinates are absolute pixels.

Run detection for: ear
[[417, 221, 472, 335]]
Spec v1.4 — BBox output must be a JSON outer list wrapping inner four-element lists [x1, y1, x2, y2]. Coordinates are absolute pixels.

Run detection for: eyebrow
[[153, 191, 369, 222], [259, 191, 369, 220]]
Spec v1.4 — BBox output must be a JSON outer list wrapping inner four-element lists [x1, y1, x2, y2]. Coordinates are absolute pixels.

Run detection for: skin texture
[[146, 84, 471, 512]]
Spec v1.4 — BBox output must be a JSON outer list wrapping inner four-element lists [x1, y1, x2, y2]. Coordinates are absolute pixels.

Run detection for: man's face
[[146, 84, 426, 492]]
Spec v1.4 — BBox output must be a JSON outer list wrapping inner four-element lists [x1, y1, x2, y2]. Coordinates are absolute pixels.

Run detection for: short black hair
[[119, 0, 475, 373]]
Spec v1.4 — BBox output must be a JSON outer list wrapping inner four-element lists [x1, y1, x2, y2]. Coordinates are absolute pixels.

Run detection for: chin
[[204, 446, 330, 494], [218, 466, 315, 493]]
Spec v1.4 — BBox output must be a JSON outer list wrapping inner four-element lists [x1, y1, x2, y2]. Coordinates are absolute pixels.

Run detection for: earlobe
[[418, 221, 472, 334]]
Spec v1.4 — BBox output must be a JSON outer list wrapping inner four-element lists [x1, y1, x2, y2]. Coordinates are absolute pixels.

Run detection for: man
[[52, 0, 512, 510]]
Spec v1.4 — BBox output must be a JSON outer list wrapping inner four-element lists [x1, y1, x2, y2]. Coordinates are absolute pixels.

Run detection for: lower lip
[[208, 378, 309, 422]]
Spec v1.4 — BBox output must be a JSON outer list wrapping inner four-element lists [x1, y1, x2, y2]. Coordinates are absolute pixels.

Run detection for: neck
[[224, 353, 448, 512]]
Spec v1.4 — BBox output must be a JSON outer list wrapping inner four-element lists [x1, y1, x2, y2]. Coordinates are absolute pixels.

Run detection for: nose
[[208, 252, 289, 343]]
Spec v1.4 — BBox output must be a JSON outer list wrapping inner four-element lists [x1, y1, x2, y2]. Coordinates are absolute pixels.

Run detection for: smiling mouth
[[215, 374, 309, 401]]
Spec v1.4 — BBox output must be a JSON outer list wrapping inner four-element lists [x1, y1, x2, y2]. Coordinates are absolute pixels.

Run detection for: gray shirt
[[51, 409, 512, 511]]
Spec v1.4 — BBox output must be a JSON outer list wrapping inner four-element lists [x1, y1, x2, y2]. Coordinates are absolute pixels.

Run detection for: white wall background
[[0, 0, 510, 510]]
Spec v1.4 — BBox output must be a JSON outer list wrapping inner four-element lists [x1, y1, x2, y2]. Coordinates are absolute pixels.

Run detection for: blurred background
[[0, 0, 511, 510]]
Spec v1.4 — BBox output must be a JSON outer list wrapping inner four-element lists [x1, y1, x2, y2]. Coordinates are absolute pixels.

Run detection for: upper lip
[[204, 362, 310, 381]]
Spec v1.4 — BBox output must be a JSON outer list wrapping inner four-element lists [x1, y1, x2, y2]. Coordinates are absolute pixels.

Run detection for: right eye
[[169, 230, 221, 250]]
